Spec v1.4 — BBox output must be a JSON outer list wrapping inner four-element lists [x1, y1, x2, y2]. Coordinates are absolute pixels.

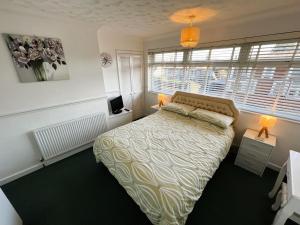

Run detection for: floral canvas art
[[3, 33, 69, 82]]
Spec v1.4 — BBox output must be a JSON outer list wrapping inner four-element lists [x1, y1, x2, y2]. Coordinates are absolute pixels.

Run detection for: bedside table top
[[108, 109, 132, 118], [244, 129, 276, 147], [151, 104, 160, 110]]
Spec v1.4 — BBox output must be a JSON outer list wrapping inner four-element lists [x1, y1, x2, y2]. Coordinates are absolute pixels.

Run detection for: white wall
[[144, 9, 300, 50], [144, 10, 300, 169], [0, 11, 108, 184], [97, 28, 143, 95], [0, 188, 22, 225]]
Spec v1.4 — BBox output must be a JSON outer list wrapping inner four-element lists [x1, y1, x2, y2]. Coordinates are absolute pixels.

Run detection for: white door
[[117, 55, 133, 110], [131, 55, 144, 120], [117, 52, 144, 120]]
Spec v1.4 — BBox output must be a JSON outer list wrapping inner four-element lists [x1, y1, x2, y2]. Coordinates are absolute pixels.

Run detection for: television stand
[[108, 110, 132, 130]]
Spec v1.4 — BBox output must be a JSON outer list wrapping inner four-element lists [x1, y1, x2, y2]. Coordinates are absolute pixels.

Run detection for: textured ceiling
[[0, 0, 299, 37]]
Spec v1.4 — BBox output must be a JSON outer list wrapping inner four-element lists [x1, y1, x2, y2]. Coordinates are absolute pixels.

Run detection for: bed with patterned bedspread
[[93, 108, 235, 225]]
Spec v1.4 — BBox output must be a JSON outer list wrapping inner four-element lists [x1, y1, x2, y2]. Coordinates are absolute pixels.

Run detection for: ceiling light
[[180, 15, 200, 48], [170, 7, 217, 24]]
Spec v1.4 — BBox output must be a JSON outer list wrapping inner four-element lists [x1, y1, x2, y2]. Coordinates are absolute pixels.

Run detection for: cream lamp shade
[[180, 26, 200, 48], [258, 115, 277, 138]]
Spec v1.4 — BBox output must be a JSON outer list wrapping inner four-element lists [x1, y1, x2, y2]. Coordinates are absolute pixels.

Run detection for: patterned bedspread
[[93, 110, 234, 225]]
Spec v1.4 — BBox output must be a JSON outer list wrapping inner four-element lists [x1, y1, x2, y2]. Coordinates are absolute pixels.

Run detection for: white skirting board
[[42, 142, 93, 166], [267, 162, 281, 172], [0, 144, 93, 186], [0, 163, 43, 186]]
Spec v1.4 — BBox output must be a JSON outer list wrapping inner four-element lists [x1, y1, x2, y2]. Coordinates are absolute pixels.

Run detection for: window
[[148, 39, 300, 121], [153, 51, 184, 63]]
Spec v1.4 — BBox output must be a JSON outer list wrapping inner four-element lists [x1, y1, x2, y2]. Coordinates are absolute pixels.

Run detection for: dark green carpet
[[1, 148, 296, 225]]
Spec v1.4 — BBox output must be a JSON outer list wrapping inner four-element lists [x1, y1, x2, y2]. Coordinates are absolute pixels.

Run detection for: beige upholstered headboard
[[171, 91, 239, 125]]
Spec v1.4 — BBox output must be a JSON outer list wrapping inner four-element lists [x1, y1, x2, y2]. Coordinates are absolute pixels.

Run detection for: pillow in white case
[[162, 102, 195, 116], [189, 108, 234, 128]]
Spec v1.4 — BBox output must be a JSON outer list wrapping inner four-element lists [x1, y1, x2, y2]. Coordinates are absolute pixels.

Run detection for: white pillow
[[162, 102, 195, 116], [189, 108, 234, 128]]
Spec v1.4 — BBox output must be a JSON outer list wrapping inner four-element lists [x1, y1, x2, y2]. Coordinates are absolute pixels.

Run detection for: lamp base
[[258, 126, 269, 138], [159, 100, 164, 107]]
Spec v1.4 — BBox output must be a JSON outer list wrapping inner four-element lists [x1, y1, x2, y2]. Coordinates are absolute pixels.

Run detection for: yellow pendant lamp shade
[[180, 15, 200, 48], [180, 26, 200, 48]]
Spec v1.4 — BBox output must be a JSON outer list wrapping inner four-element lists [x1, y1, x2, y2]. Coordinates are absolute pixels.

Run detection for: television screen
[[110, 95, 124, 114]]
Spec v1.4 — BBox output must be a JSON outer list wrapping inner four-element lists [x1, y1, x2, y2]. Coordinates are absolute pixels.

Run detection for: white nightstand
[[108, 110, 132, 130], [235, 129, 276, 176]]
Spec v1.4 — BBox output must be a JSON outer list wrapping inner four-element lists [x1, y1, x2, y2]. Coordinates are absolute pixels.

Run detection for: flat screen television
[[110, 95, 124, 114]]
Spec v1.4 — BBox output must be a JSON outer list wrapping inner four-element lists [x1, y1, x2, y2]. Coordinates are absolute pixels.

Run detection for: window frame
[[147, 38, 300, 122]]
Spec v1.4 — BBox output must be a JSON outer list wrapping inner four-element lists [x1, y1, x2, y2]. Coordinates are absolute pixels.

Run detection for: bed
[[93, 91, 239, 225]]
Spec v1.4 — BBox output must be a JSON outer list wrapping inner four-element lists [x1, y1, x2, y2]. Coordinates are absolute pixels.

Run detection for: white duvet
[[93, 110, 234, 225]]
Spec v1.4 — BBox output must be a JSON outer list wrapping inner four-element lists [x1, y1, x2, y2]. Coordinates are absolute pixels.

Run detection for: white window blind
[[148, 39, 300, 121]]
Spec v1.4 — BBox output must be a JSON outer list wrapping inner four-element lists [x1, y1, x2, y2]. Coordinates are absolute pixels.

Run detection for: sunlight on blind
[[191, 50, 209, 61], [154, 51, 184, 63], [210, 47, 234, 61], [249, 42, 298, 61]]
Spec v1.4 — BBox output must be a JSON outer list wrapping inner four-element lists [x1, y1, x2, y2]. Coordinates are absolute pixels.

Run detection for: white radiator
[[33, 112, 107, 163]]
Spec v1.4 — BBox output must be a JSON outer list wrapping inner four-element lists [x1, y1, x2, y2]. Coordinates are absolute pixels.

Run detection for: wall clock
[[100, 52, 112, 68]]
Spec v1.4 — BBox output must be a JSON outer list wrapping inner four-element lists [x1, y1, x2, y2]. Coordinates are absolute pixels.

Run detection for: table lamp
[[257, 115, 277, 138], [158, 93, 166, 107]]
